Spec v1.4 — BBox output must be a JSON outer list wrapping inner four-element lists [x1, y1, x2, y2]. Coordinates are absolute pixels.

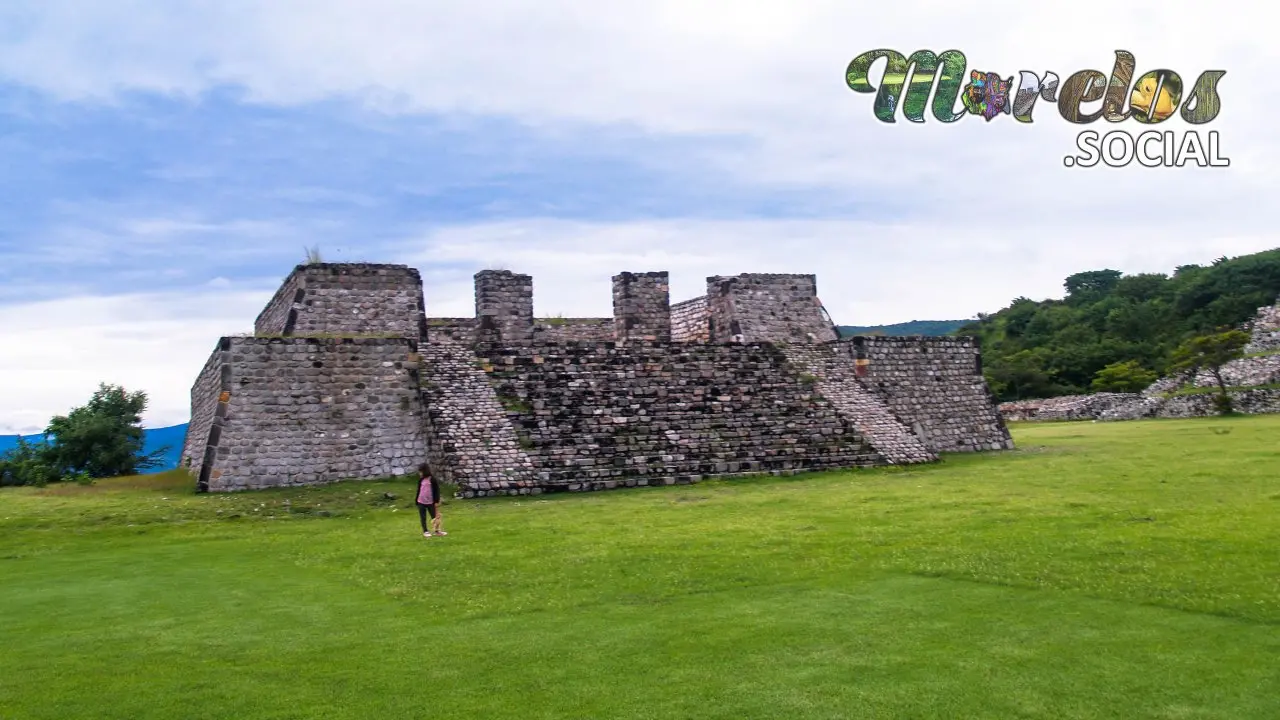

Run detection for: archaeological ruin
[[181, 263, 1014, 495]]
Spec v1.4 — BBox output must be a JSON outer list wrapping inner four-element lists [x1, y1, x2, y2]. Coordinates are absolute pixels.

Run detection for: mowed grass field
[[2, 417, 1278, 719]]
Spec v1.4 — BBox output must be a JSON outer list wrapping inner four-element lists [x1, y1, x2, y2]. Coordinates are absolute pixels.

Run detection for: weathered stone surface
[[420, 340, 537, 491], [612, 271, 671, 342], [470, 340, 893, 495], [254, 263, 427, 342], [705, 274, 839, 344], [671, 296, 710, 342], [536, 318, 615, 342], [183, 337, 426, 492], [780, 344, 936, 464], [849, 336, 1015, 452], [475, 270, 534, 345], [189, 262, 1015, 494], [1246, 300, 1280, 353], [1000, 393, 1142, 422]]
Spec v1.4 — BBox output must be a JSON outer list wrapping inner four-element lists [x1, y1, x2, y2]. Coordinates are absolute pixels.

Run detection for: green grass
[[2, 416, 1279, 718]]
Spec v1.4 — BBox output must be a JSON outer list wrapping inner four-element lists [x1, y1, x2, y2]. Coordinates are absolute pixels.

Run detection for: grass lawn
[[2, 416, 1278, 718]]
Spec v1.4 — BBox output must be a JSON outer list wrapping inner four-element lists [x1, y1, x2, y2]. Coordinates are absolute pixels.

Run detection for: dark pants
[[417, 503, 436, 532]]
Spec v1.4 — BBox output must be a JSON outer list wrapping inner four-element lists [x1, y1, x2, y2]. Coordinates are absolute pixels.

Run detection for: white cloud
[[1, 1, 1277, 430], [393, 218, 1278, 325], [0, 0, 1272, 218], [0, 290, 265, 434]]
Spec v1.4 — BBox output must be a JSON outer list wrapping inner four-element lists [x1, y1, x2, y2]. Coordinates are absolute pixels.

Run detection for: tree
[[0, 437, 56, 487], [1169, 330, 1250, 414], [37, 384, 168, 480], [1064, 269, 1123, 300], [1090, 360, 1158, 393]]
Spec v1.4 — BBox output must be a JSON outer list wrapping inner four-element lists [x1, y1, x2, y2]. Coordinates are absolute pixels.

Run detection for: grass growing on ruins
[[2, 416, 1279, 718]]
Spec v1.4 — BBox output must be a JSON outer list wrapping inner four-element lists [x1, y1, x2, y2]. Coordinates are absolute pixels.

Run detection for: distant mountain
[[837, 320, 970, 337], [0, 424, 188, 475]]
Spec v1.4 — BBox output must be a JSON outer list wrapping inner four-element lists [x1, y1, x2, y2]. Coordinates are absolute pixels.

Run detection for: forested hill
[[837, 320, 969, 337], [959, 248, 1280, 402]]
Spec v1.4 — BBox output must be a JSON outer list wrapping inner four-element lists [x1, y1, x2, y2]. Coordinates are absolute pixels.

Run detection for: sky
[[0, 1, 1275, 434]]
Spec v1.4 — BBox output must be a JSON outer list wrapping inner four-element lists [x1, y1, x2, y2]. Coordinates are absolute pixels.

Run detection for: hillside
[[961, 248, 1280, 402], [0, 424, 187, 474], [836, 320, 969, 337]]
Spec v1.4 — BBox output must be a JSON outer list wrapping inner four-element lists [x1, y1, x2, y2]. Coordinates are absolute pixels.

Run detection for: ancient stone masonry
[[612, 272, 672, 342], [426, 318, 477, 344], [474, 341, 890, 495], [1245, 300, 1280, 353], [187, 262, 1013, 494], [183, 337, 426, 491], [475, 270, 534, 344], [850, 336, 1015, 452], [671, 296, 710, 342], [254, 263, 427, 342], [180, 342, 228, 483], [780, 344, 936, 464], [535, 318, 615, 342], [419, 340, 537, 493], [705, 274, 839, 344], [999, 393, 1143, 422]]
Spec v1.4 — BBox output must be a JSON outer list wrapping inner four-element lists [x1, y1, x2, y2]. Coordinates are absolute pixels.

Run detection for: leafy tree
[[0, 437, 55, 487], [1169, 330, 1251, 414], [1090, 360, 1158, 393], [1064, 269, 1123, 301], [0, 384, 169, 485], [959, 248, 1280, 402]]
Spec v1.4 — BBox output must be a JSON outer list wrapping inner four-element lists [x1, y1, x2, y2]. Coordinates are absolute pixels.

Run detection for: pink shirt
[[417, 477, 435, 505]]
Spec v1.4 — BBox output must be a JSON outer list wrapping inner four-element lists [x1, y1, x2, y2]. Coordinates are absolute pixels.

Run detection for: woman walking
[[415, 464, 446, 538]]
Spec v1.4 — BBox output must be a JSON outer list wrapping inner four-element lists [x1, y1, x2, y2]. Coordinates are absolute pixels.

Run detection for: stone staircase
[[418, 341, 537, 496], [780, 345, 936, 465]]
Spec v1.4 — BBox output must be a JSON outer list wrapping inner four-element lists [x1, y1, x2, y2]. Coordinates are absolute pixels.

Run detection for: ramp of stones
[[418, 341, 536, 494], [781, 345, 937, 465]]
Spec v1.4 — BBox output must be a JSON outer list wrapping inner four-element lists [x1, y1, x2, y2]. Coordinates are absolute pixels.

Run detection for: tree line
[[958, 249, 1280, 402]]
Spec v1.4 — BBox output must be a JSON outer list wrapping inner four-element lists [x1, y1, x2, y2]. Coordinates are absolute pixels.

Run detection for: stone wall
[[535, 318, 615, 342], [253, 264, 427, 342], [426, 318, 476, 344], [999, 393, 1143, 422], [705, 274, 839, 344], [780, 344, 936, 464], [255, 271, 304, 338], [180, 340, 228, 477], [419, 341, 537, 494], [190, 337, 426, 492], [1246, 301, 1280, 353], [671, 296, 709, 342], [612, 271, 672, 341], [469, 340, 891, 495], [850, 336, 1014, 452], [475, 270, 534, 344]]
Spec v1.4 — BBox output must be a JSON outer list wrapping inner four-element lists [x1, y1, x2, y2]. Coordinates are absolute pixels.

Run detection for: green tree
[[39, 384, 169, 480], [1064, 269, 1123, 301], [1090, 360, 1158, 393], [1169, 330, 1250, 414], [0, 437, 56, 487]]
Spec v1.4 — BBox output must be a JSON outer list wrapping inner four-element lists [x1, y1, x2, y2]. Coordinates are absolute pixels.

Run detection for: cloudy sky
[[0, 1, 1273, 433]]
